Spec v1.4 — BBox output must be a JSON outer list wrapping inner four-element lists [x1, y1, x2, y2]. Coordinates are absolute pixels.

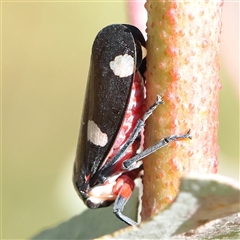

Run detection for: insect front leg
[[112, 175, 138, 226]]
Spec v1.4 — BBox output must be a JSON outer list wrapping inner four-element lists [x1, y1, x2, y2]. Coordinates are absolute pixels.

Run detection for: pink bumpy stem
[[141, 1, 223, 221]]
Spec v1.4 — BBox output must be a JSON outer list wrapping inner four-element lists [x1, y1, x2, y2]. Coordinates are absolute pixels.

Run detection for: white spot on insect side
[[88, 181, 117, 202], [141, 46, 147, 59], [109, 54, 134, 78], [87, 120, 108, 147], [90, 181, 115, 196]]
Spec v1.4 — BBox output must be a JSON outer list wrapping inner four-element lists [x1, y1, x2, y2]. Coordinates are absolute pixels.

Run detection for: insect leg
[[98, 96, 163, 182], [123, 129, 191, 170], [112, 175, 137, 226], [104, 96, 163, 169]]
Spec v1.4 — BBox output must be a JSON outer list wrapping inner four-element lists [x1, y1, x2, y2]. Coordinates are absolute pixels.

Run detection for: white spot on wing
[[109, 54, 134, 78], [87, 120, 108, 147]]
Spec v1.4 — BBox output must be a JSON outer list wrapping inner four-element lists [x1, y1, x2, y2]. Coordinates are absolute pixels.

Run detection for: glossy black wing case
[[74, 24, 144, 193]]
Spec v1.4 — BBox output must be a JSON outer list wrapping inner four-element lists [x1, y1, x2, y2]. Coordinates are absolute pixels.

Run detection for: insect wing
[[74, 25, 138, 189]]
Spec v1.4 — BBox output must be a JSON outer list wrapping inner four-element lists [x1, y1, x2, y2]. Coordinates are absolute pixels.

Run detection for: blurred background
[[2, 2, 239, 239]]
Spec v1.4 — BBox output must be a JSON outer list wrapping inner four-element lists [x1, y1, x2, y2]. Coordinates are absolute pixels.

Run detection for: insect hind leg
[[123, 130, 191, 170]]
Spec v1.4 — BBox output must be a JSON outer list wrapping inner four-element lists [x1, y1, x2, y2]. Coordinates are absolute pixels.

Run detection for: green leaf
[[31, 188, 139, 239], [31, 174, 240, 239], [100, 174, 240, 239]]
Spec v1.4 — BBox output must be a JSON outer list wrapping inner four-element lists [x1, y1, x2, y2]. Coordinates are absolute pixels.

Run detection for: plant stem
[[142, 0, 223, 221]]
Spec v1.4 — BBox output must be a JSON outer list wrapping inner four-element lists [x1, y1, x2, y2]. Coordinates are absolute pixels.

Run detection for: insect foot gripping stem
[[122, 130, 192, 170]]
